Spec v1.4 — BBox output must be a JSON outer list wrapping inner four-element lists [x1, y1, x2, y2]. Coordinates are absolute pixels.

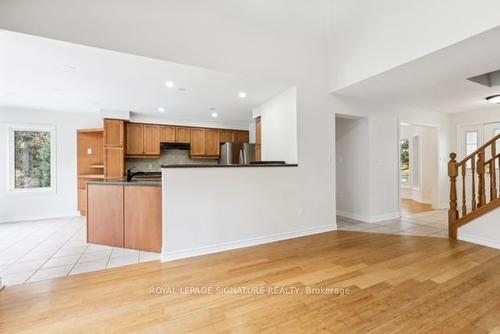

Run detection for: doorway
[[399, 122, 439, 217]]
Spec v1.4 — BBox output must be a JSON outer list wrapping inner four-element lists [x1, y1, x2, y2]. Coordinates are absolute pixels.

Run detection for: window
[[465, 131, 478, 168], [400, 139, 410, 187], [8, 125, 56, 193]]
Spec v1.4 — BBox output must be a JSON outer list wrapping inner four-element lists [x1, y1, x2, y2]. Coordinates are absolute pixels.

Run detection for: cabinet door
[[190, 128, 206, 156], [87, 184, 124, 248], [161, 126, 176, 143], [124, 186, 162, 253], [175, 127, 191, 144], [255, 117, 262, 145], [104, 147, 125, 179], [206, 129, 220, 156], [234, 131, 249, 143], [143, 125, 160, 155], [126, 123, 144, 155], [256, 145, 262, 162], [219, 130, 234, 143], [104, 119, 124, 147]]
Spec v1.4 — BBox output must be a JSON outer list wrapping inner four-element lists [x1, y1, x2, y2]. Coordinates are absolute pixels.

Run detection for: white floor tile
[[70, 261, 106, 275], [110, 248, 139, 258], [79, 250, 111, 263], [27, 265, 73, 283], [85, 244, 113, 253], [55, 245, 88, 257], [3, 259, 46, 274], [107, 256, 139, 268], [140, 251, 161, 263], [42, 254, 81, 269], [2, 271, 34, 286]]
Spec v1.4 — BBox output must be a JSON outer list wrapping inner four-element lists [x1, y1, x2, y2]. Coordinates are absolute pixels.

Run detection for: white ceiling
[[334, 25, 500, 114], [0, 30, 288, 125]]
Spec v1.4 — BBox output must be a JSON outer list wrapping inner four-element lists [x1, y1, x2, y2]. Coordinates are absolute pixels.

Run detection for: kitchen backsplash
[[126, 149, 218, 171]]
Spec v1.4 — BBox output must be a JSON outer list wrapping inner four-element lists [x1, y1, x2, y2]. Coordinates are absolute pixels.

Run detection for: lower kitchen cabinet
[[86, 183, 162, 252], [87, 184, 124, 248], [124, 186, 162, 253]]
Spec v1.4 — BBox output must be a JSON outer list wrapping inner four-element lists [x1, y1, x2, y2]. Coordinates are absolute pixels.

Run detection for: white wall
[[327, 0, 500, 91], [162, 167, 335, 260], [0, 107, 101, 222], [458, 209, 500, 249], [253, 87, 298, 163], [399, 124, 439, 206], [333, 97, 453, 218], [0, 1, 337, 256], [335, 116, 370, 220]]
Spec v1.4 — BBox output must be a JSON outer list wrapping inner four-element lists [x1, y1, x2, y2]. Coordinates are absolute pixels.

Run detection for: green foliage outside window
[[15, 130, 51, 188]]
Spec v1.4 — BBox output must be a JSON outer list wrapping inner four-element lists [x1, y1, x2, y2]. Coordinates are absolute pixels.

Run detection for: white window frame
[[6, 124, 57, 195], [400, 137, 412, 189]]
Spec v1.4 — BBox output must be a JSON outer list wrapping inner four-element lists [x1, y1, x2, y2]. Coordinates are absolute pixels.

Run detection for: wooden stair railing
[[449, 133, 500, 239]]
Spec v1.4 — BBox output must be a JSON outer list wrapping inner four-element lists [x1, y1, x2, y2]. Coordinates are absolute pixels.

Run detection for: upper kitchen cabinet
[[206, 129, 220, 156], [219, 130, 234, 143], [175, 127, 191, 144], [126, 123, 160, 156], [160, 126, 176, 143], [190, 128, 206, 156], [103, 119, 125, 179], [104, 119, 124, 147], [143, 125, 161, 155], [234, 130, 250, 144], [191, 128, 221, 158]]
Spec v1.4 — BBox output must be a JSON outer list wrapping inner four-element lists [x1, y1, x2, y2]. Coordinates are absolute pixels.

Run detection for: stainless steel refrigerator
[[220, 143, 256, 165]]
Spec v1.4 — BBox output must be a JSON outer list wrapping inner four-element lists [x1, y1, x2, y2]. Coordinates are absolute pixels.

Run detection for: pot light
[[211, 112, 219, 118], [164, 81, 174, 88], [486, 94, 500, 104], [238, 91, 247, 99], [158, 107, 165, 113]]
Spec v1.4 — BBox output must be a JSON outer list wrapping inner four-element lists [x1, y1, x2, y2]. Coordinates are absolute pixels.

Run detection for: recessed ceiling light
[[486, 94, 500, 104], [238, 91, 247, 99], [164, 81, 174, 88], [158, 107, 165, 113], [63, 64, 77, 71], [211, 112, 218, 118]]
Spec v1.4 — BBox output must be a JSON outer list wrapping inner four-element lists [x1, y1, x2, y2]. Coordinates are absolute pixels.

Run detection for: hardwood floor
[[401, 198, 434, 216], [2, 231, 500, 333]]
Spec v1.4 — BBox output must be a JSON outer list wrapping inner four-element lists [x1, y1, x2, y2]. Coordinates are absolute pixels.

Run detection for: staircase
[[448, 133, 500, 239]]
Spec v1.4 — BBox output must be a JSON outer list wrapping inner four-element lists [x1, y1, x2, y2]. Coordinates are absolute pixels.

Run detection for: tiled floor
[[0, 216, 160, 287], [337, 209, 449, 238]]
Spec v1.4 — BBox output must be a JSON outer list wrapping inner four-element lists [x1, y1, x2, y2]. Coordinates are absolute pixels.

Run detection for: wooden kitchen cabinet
[[206, 129, 220, 156], [175, 127, 191, 144], [234, 131, 249, 144], [143, 125, 161, 155], [104, 147, 125, 179], [161, 126, 176, 143], [190, 128, 206, 156], [87, 184, 124, 248], [124, 186, 162, 253], [87, 184, 162, 252], [126, 123, 160, 156], [219, 130, 234, 143], [126, 123, 144, 155], [104, 119, 124, 147]]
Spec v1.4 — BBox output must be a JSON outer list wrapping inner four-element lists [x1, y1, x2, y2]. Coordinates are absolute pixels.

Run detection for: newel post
[[448, 153, 458, 239]]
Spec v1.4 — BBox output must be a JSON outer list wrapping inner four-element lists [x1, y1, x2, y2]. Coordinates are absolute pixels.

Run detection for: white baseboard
[[0, 211, 80, 224], [458, 232, 500, 250], [337, 210, 400, 223], [161, 223, 338, 262]]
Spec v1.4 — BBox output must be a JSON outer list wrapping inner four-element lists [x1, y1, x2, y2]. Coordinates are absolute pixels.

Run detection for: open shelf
[[79, 174, 105, 179]]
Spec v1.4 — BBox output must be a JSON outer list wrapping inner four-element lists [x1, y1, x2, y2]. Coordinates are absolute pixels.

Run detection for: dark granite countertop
[[161, 164, 298, 168], [87, 179, 161, 186]]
